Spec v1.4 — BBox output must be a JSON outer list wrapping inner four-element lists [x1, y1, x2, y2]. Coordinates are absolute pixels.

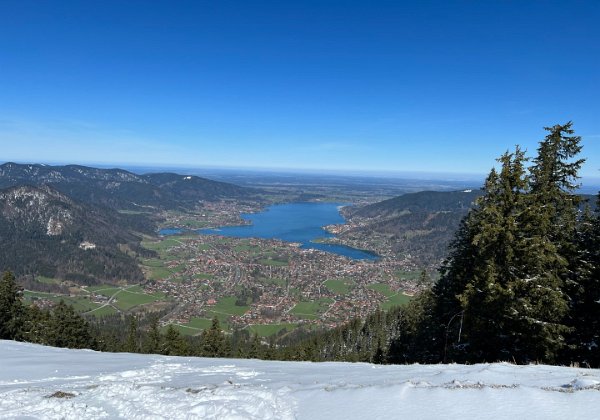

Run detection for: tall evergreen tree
[[22, 304, 51, 345], [162, 325, 188, 356], [513, 122, 584, 362], [0, 271, 25, 340], [248, 333, 263, 359], [432, 124, 585, 363], [47, 300, 94, 349], [143, 315, 162, 354], [456, 148, 529, 361], [124, 315, 139, 353], [199, 317, 229, 357]]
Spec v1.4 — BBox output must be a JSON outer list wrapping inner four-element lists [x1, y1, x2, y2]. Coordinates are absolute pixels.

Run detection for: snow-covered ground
[[1, 340, 599, 419]]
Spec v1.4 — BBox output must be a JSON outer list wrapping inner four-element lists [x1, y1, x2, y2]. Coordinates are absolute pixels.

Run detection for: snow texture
[[1, 340, 599, 419]]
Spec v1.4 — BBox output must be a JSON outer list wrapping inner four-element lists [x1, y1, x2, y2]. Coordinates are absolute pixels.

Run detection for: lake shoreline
[[159, 202, 379, 261]]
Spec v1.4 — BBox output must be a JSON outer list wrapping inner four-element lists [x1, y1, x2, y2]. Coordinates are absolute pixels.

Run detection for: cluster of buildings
[[143, 225, 423, 329]]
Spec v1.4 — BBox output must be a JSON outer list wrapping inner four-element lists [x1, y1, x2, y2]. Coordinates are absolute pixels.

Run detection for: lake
[[161, 202, 379, 260]]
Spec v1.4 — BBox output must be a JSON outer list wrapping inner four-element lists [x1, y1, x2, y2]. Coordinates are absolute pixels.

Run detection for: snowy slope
[[1, 340, 599, 419]]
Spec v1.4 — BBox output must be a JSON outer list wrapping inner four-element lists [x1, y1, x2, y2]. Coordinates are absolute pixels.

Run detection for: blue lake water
[[160, 202, 379, 261]]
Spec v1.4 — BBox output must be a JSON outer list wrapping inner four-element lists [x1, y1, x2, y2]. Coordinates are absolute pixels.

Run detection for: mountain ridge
[[0, 162, 258, 210], [0, 184, 153, 284]]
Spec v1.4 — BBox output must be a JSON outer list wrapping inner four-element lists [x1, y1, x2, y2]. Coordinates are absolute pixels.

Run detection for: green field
[[87, 286, 122, 297], [186, 317, 214, 329], [394, 270, 421, 281], [117, 209, 151, 215], [62, 297, 102, 312], [24, 291, 103, 314], [290, 298, 333, 319], [197, 296, 250, 327], [164, 317, 216, 336], [149, 267, 174, 281], [36, 276, 62, 285], [368, 283, 412, 309], [162, 324, 201, 336], [141, 238, 185, 252], [111, 289, 164, 311], [23, 290, 60, 299], [180, 219, 209, 229], [258, 258, 288, 267], [381, 293, 412, 310], [141, 257, 186, 281], [367, 283, 395, 296], [234, 243, 257, 253], [247, 323, 297, 337], [86, 285, 165, 311], [324, 279, 354, 295], [141, 258, 165, 267], [207, 296, 249, 316], [85, 305, 118, 317]]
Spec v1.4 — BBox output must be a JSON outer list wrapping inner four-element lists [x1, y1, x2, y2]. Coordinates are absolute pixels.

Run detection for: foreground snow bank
[[1, 340, 599, 419]]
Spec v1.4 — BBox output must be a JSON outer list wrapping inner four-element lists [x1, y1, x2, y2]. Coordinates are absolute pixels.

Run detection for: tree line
[[0, 271, 279, 359]]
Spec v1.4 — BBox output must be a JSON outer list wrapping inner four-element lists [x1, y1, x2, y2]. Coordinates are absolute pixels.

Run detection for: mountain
[[339, 190, 484, 268], [341, 189, 597, 269], [0, 184, 153, 284], [348, 189, 484, 218], [1, 340, 596, 419], [0, 162, 257, 210]]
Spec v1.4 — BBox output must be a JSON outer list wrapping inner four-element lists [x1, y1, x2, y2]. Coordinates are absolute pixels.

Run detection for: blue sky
[[1, 0, 599, 180]]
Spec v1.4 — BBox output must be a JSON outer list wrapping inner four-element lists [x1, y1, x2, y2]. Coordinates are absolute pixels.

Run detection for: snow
[[1, 341, 600, 419]]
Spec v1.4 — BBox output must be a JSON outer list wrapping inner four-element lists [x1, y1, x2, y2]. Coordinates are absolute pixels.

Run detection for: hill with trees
[[0, 163, 259, 210], [0, 163, 264, 284], [340, 182, 595, 270], [0, 185, 154, 284], [337, 190, 484, 268]]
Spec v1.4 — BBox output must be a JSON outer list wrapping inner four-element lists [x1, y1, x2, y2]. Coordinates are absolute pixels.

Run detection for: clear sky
[[1, 0, 599, 179]]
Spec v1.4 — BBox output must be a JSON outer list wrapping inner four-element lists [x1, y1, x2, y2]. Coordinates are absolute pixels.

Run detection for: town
[[139, 203, 424, 336]]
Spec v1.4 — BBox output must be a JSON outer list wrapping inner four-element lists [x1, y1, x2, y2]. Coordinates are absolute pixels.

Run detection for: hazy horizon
[[3, 159, 600, 193]]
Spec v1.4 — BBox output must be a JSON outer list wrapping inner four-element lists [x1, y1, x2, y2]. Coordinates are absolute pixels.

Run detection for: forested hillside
[[0, 163, 258, 210], [334, 190, 481, 268], [0, 185, 153, 283], [0, 163, 263, 284], [340, 186, 595, 269]]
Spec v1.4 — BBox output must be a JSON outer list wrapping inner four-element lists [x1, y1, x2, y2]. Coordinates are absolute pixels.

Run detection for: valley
[[22, 200, 422, 338], [0, 162, 485, 340]]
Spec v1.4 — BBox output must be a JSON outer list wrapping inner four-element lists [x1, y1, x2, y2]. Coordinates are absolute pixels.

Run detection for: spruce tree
[[0, 271, 25, 340], [124, 315, 139, 353], [432, 124, 585, 363], [514, 122, 584, 362], [143, 315, 162, 354], [457, 148, 529, 361], [248, 333, 263, 359], [162, 324, 188, 356], [199, 317, 228, 357], [47, 300, 94, 349], [22, 304, 51, 345]]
